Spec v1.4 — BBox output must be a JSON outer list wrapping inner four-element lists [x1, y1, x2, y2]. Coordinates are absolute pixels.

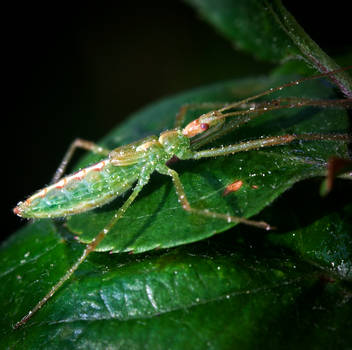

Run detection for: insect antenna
[[218, 65, 352, 114], [191, 67, 352, 149]]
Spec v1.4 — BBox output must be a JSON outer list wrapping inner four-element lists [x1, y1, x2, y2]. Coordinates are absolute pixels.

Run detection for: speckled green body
[[25, 162, 143, 218], [15, 132, 192, 219]]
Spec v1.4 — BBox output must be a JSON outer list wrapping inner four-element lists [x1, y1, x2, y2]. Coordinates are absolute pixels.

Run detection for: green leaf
[[254, 178, 352, 279], [185, 0, 352, 96], [66, 74, 350, 254], [3, 2, 351, 347], [2, 74, 351, 349], [184, 0, 298, 62], [2, 218, 352, 348]]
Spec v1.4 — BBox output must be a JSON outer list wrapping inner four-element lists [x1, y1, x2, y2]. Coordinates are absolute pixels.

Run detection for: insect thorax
[[159, 129, 193, 160]]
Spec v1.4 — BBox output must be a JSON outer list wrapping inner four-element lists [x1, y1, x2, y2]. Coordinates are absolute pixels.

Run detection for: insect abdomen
[[14, 160, 142, 218]]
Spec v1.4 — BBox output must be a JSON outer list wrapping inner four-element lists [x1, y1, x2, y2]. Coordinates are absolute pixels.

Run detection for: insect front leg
[[157, 165, 271, 230], [158, 133, 350, 231], [192, 134, 350, 160], [51, 138, 111, 184], [14, 173, 150, 329]]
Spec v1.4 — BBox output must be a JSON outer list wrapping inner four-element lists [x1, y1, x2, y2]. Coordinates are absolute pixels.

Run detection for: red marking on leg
[[282, 134, 295, 143], [251, 185, 259, 189], [182, 203, 191, 211], [223, 180, 243, 196]]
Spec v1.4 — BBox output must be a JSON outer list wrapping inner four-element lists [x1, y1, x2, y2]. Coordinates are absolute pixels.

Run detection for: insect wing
[[15, 160, 144, 218]]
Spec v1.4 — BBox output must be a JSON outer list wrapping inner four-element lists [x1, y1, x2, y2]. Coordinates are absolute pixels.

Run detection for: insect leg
[[157, 165, 271, 230], [51, 138, 111, 184], [14, 173, 149, 329], [192, 134, 350, 160]]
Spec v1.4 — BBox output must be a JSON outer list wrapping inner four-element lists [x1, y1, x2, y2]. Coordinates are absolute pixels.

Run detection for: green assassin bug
[[13, 67, 352, 328]]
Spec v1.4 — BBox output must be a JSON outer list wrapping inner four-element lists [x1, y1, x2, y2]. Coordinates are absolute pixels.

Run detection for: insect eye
[[200, 123, 209, 131]]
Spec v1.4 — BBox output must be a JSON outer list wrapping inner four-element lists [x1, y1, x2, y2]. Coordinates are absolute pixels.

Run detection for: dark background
[[3, 1, 351, 238]]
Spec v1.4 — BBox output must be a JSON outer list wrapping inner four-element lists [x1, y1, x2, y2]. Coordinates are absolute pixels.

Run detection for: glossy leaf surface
[[2, 0, 351, 346], [2, 196, 352, 348], [2, 76, 352, 349], [66, 74, 350, 253]]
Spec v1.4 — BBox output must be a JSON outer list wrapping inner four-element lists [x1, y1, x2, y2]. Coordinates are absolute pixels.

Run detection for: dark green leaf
[[184, 0, 298, 62], [2, 74, 351, 348], [3, 2, 351, 347], [2, 219, 352, 349], [66, 74, 350, 254], [255, 178, 352, 279], [185, 0, 352, 96]]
